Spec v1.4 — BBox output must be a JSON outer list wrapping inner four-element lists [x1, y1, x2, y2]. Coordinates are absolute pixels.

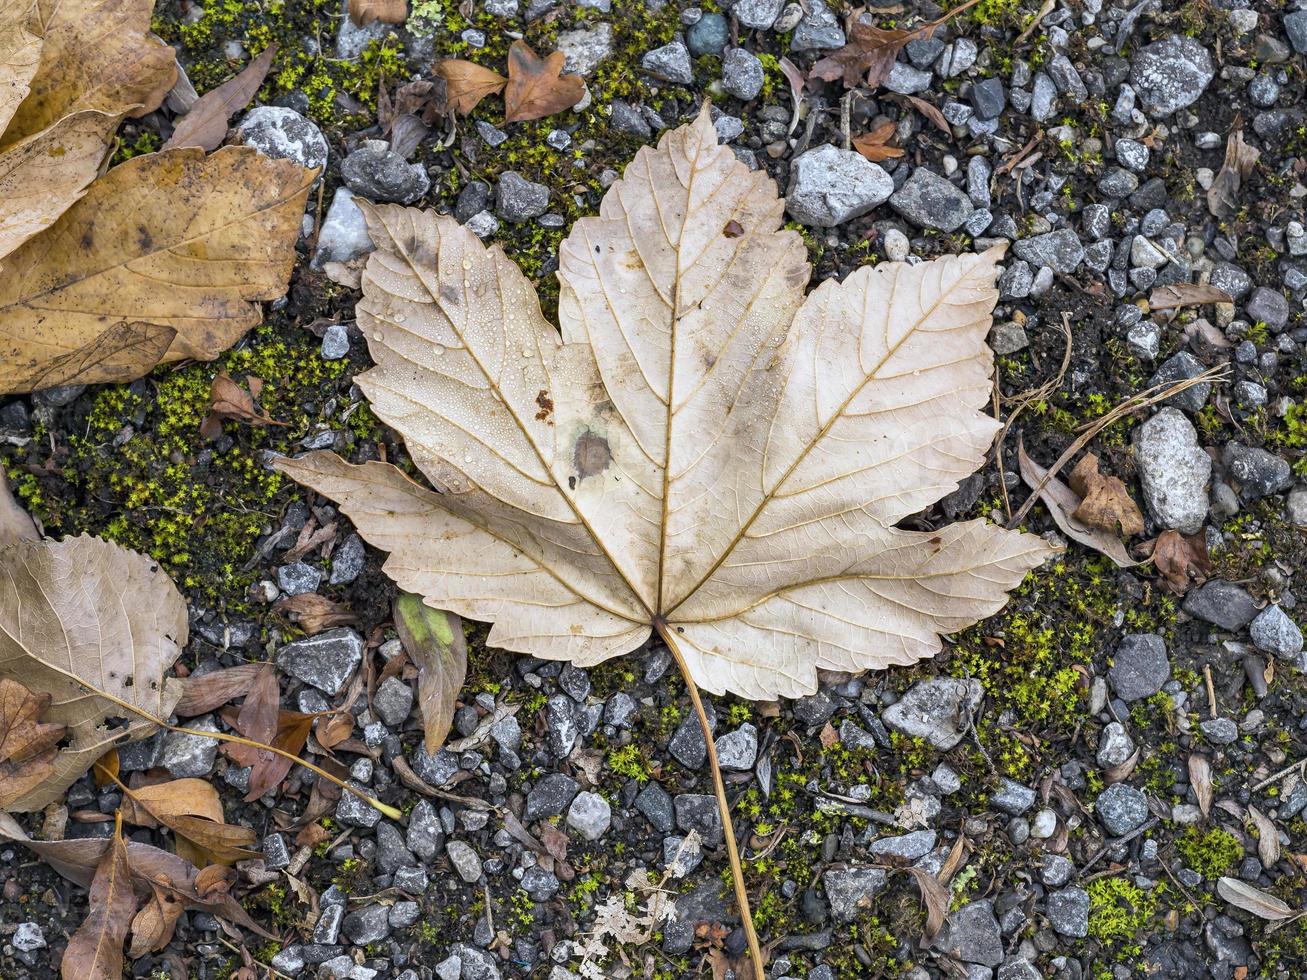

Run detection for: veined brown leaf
[[173, 664, 264, 717], [1151, 529, 1210, 596], [851, 120, 904, 163], [117, 776, 260, 865], [0, 146, 314, 395], [1067, 453, 1144, 538], [0, 526, 187, 810], [275, 110, 1053, 700], [0, 676, 67, 808], [60, 814, 137, 980], [127, 882, 185, 958], [164, 43, 278, 152], [349, 0, 407, 25], [810, 0, 982, 89], [1149, 282, 1234, 311], [394, 592, 466, 752], [18, 321, 177, 393], [0, 2, 43, 135], [503, 41, 585, 124], [433, 59, 506, 115], [1207, 129, 1259, 220], [273, 593, 359, 634], [1018, 440, 1135, 569]]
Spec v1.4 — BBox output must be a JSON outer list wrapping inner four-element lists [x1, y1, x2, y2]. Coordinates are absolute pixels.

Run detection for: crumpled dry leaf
[[127, 881, 185, 958], [1207, 129, 1260, 220], [0, 508, 187, 810], [348, 0, 406, 25], [221, 666, 314, 801], [1149, 282, 1234, 311], [0, 676, 67, 808], [394, 592, 466, 753], [433, 58, 506, 115], [276, 110, 1053, 701], [61, 815, 137, 980], [1188, 754, 1212, 817], [199, 370, 287, 440], [0, 146, 314, 394], [164, 43, 278, 152], [503, 41, 585, 123], [1216, 876, 1299, 921], [273, 593, 359, 634], [810, 0, 981, 89], [1150, 529, 1210, 595], [116, 775, 260, 866], [1, 0, 176, 147], [173, 664, 264, 717], [1018, 440, 1136, 569], [851, 119, 904, 162], [1067, 452, 1144, 537], [907, 866, 949, 946], [1249, 803, 1280, 869]]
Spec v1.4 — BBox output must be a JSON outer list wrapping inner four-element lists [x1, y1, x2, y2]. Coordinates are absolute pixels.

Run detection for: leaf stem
[[655, 620, 764, 976]]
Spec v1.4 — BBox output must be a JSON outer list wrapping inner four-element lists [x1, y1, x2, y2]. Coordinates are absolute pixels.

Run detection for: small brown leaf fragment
[[0, 677, 67, 809], [127, 882, 185, 958], [1149, 282, 1235, 311], [200, 371, 287, 439], [61, 814, 137, 980], [1249, 804, 1280, 869], [1151, 529, 1211, 595], [810, 0, 982, 89], [851, 120, 905, 162], [1216, 877, 1299, 921], [164, 43, 278, 152], [433, 59, 506, 115], [1189, 754, 1212, 817], [273, 593, 359, 634], [904, 95, 950, 134], [173, 664, 264, 717], [818, 721, 839, 749], [1208, 129, 1260, 219], [394, 593, 466, 753], [723, 220, 744, 238], [907, 866, 949, 946], [348, 0, 406, 25], [1067, 453, 1145, 538], [1018, 440, 1135, 568], [503, 41, 585, 124]]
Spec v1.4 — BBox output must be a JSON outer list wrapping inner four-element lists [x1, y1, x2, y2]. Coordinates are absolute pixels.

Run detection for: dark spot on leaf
[[123, 675, 134, 688], [80, 228, 94, 250], [573, 430, 611, 480], [724, 219, 744, 238], [439, 284, 460, 305], [568, 476, 576, 490], [535, 388, 554, 422], [137, 226, 153, 251]]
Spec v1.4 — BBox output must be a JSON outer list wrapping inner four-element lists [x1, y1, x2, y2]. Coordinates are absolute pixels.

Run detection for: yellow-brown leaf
[[503, 41, 584, 124], [0, 676, 66, 809], [61, 815, 137, 980], [434, 59, 506, 115]]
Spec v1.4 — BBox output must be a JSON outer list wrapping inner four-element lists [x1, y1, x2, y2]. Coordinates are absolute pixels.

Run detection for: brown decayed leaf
[[127, 882, 185, 958], [19, 321, 178, 394], [504, 41, 584, 123], [2, 0, 176, 146], [222, 669, 315, 802], [60, 815, 137, 980], [1216, 876, 1299, 921], [0, 531, 187, 811], [316, 671, 362, 751], [851, 119, 904, 162], [810, 0, 981, 89], [1151, 529, 1210, 595], [1149, 282, 1234, 311], [1018, 440, 1135, 569], [394, 592, 466, 752], [0, 676, 67, 808], [433, 59, 506, 115], [116, 775, 260, 866], [907, 867, 949, 946], [1188, 754, 1212, 817], [0, 146, 315, 395], [1208, 129, 1260, 220], [0, 109, 120, 259], [273, 593, 359, 634], [274, 110, 1053, 701], [904, 95, 950, 134], [1067, 453, 1144, 537], [349, 0, 407, 25], [199, 370, 287, 439], [164, 43, 278, 152], [173, 664, 264, 717]]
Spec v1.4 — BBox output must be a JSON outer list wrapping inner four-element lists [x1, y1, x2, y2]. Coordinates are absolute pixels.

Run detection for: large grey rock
[[1223, 443, 1294, 501], [566, 790, 612, 841], [276, 628, 364, 696], [341, 139, 430, 204], [882, 678, 983, 750], [1012, 228, 1085, 274], [868, 830, 936, 860], [1108, 634, 1170, 701], [312, 187, 374, 269], [732, 0, 784, 29], [1096, 783, 1148, 836], [161, 715, 220, 777], [343, 904, 392, 944], [991, 778, 1036, 815], [1150, 350, 1211, 414], [823, 868, 888, 923], [786, 144, 892, 227], [237, 106, 328, 173], [1250, 605, 1304, 659], [1129, 35, 1215, 116], [722, 48, 764, 101], [935, 900, 1004, 967], [890, 167, 974, 232], [451, 944, 501, 980], [1135, 408, 1211, 534], [1047, 887, 1090, 937], [495, 172, 549, 223], [1184, 580, 1259, 631], [556, 23, 612, 77], [641, 41, 693, 85]]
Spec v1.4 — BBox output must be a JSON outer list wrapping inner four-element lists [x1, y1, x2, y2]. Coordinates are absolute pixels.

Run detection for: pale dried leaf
[[1207, 130, 1259, 220], [61, 817, 136, 980], [1216, 876, 1298, 921], [20, 321, 177, 393], [0, 534, 187, 810], [907, 866, 949, 945], [121, 777, 260, 865], [1149, 282, 1234, 311], [273, 593, 358, 634], [0, 146, 314, 394], [1189, 754, 1212, 817], [0, 1, 43, 135], [394, 592, 466, 753], [503, 41, 584, 123], [349, 0, 406, 25], [1249, 803, 1280, 869], [164, 43, 278, 152], [1018, 440, 1135, 569], [0, 467, 40, 545], [173, 664, 263, 717], [2, 0, 176, 146], [275, 111, 1052, 701]]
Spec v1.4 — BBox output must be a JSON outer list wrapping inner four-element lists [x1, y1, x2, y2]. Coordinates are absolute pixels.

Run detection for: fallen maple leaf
[[0, 146, 314, 394], [278, 109, 1052, 701], [1067, 453, 1144, 537], [434, 59, 507, 115], [0, 479, 187, 811], [811, 0, 982, 89], [61, 814, 138, 980], [851, 119, 905, 162], [164, 43, 279, 152], [0, 677, 67, 808], [1150, 528, 1210, 595], [349, 0, 407, 24], [394, 592, 467, 753], [503, 41, 585, 124]]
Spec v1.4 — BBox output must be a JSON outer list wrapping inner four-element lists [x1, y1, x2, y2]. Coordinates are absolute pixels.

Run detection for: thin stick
[[655, 620, 764, 975]]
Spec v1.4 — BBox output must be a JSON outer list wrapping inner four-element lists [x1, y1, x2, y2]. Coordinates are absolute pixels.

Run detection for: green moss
[[1176, 826, 1244, 879], [606, 743, 651, 783], [1087, 877, 1158, 952]]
